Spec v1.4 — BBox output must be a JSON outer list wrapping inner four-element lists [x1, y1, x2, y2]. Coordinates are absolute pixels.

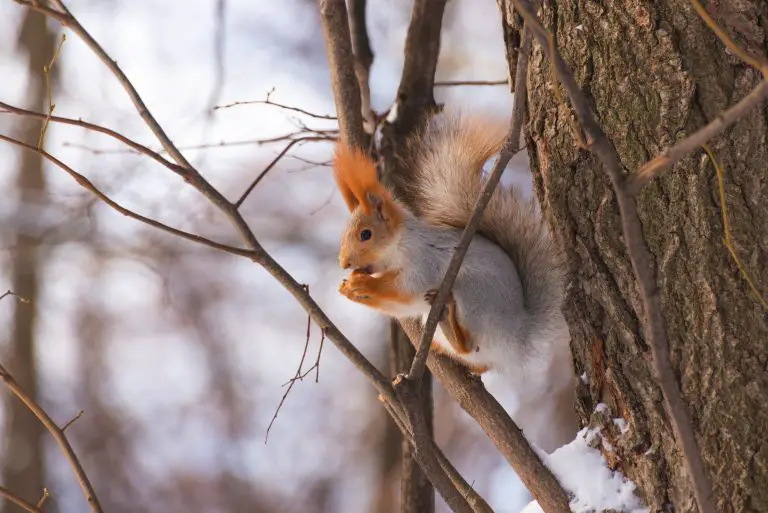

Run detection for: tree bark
[[499, 0, 768, 511], [389, 321, 435, 513]]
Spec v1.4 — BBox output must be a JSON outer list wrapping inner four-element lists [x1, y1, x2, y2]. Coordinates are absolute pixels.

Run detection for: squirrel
[[333, 111, 577, 452]]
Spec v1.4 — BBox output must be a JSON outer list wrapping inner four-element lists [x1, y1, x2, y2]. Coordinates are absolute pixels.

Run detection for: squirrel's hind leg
[[424, 289, 472, 355]]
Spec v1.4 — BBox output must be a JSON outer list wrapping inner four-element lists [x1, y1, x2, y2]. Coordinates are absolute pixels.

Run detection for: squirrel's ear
[[335, 176, 360, 212], [332, 143, 378, 214], [367, 191, 388, 223], [366, 190, 401, 226]]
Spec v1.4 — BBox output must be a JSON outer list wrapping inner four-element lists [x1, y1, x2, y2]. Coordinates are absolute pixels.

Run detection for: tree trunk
[[499, 1, 768, 512]]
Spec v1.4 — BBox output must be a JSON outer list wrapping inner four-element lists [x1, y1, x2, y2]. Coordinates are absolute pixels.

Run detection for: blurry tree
[[2, 10, 56, 513]]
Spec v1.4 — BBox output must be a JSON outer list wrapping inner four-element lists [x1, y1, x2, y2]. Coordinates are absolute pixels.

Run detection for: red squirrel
[[333, 111, 577, 452]]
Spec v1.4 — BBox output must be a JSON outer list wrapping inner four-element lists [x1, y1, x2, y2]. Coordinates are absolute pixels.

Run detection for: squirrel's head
[[333, 143, 402, 274]]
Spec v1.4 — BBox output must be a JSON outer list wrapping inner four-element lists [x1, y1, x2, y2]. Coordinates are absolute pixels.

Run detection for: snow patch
[[614, 417, 630, 434], [525, 428, 648, 513]]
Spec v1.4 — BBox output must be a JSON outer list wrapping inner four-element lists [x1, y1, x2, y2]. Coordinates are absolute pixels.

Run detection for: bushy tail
[[392, 111, 565, 320]]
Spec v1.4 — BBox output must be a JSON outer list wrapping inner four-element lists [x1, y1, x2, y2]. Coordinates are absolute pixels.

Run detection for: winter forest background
[[0, 1, 537, 512]]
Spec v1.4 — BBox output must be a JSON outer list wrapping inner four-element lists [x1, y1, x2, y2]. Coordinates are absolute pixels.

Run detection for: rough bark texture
[[500, 1, 768, 512]]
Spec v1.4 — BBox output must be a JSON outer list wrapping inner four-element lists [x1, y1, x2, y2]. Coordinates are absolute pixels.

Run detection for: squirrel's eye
[[360, 229, 372, 241]]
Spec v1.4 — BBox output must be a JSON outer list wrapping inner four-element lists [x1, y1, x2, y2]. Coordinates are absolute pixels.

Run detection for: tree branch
[[628, 80, 768, 192], [0, 363, 104, 513], [318, 0, 366, 149], [399, 320, 571, 513], [397, 0, 447, 115], [348, 0, 376, 134], [0, 487, 44, 513], [0, 101, 187, 178]]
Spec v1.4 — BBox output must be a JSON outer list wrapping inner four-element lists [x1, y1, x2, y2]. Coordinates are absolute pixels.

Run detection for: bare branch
[[628, 0, 768, 193], [17, 0, 194, 168], [380, 397, 494, 513], [689, 0, 768, 73], [510, 1, 718, 511], [215, 96, 337, 120], [0, 487, 44, 513], [0, 134, 256, 260], [399, 319, 571, 513], [393, 375, 474, 513], [397, 0, 447, 112], [409, 27, 532, 382], [318, 0, 366, 149], [235, 136, 335, 207], [61, 409, 85, 432], [0, 101, 187, 177], [0, 289, 30, 303], [266, 289, 316, 442], [36, 488, 50, 509], [348, 0, 376, 133], [0, 363, 104, 513], [629, 81, 768, 191]]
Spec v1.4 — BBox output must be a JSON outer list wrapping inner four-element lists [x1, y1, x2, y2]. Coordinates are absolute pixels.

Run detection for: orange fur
[[332, 143, 394, 216], [338, 269, 415, 307], [429, 340, 489, 374]]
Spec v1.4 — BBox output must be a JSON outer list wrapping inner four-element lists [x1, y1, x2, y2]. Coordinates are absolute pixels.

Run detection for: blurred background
[[0, 1, 535, 511]]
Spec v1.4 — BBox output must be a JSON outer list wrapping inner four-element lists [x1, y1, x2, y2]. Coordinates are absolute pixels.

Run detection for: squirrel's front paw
[[339, 273, 374, 302]]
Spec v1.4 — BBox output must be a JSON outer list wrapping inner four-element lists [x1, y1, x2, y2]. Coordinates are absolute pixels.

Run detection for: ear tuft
[[333, 143, 390, 215]]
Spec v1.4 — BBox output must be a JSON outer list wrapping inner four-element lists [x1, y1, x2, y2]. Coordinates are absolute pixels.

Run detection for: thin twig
[[235, 136, 333, 208], [511, 1, 717, 511], [408, 27, 532, 382], [61, 410, 85, 432], [629, 81, 768, 192], [38, 33, 66, 150], [215, 97, 337, 120], [0, 101, 187, 177], [0, 289, 30, 303], [689, 0, 768, 73], [0, 363, 104, 513], [36, 488, 50, 509], [0, 487, 44, 513], [266, 286, 314, 442], [628, 0, 768, 191], [704, 145, 768, 311], [0, 134, 257, 260]]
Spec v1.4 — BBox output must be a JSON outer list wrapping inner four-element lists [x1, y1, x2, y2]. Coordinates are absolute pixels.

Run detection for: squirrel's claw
[[339, 274, 373, 302]]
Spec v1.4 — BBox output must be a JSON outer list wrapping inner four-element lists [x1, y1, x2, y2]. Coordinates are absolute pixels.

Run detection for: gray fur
[[384, 110, 577, 451]]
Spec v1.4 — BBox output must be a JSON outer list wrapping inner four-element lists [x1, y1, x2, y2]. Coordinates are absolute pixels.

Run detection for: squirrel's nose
[[340, 257, 351, 269]]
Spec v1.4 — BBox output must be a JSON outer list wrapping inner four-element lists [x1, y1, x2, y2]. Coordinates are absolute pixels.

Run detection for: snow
[[385, 100, 399, 123], [522, 428, 648, 513], [520, 500, 544, 513]]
